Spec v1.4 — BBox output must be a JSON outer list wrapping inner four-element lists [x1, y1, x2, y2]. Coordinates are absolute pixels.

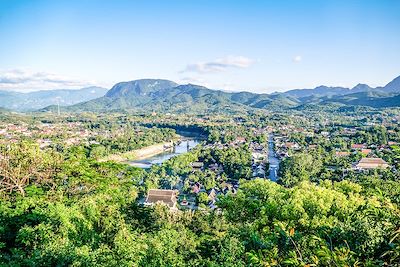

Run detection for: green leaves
[[0, 141, 63, 197], [220, 179, 400, 265], [279, 153, 322, 187], [1, 124, 400, 266]]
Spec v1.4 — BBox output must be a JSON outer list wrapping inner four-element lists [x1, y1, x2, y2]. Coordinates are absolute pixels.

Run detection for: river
[[268, 133, 280, 181], [127, 138, 201, 168]]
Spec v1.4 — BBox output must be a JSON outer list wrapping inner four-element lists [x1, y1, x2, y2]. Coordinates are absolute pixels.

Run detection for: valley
[[1, 107, 400, 265]]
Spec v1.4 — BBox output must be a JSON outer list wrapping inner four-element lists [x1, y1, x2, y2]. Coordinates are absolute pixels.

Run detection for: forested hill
[[38, 74, 400, 113], [52, 79, 300, 113]]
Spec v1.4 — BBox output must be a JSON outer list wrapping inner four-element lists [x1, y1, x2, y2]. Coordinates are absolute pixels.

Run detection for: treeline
[[88, 126, 176, 159], [139, 122, 209, 137]]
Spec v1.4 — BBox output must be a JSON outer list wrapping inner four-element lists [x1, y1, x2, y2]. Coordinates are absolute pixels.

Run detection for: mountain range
[[0, 87, 107, 111], [62, 80, 302, 113], [2, 75, 400, 113], [65, 75, 400, 112]]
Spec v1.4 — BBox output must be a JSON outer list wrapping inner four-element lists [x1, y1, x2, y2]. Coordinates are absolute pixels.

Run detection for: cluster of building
[[0, 121, 151, 149], [141, 117, 399, 211], [272, 124, 395, 172], [0, 121, 96, 147], [144, 133, 271, 211], [250, 142, 268, 178]]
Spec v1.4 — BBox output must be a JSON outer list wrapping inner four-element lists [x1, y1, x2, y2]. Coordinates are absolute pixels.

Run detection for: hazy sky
[[0, 0, 399, 92]]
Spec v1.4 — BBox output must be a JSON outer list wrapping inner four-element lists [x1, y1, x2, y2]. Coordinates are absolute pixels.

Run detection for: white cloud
[[293, 55, 302, 63], [0, 69, 96, 91], [182, 55, 255, 74]]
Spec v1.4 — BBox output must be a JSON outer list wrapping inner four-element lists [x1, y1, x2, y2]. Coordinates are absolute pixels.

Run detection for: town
[[1, 111, 398, 212], [1, 109, 399, 266]]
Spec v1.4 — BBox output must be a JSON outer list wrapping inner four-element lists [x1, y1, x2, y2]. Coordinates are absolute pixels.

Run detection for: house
[[192, 182, 201, 194], [235, 137, 246, 143], [254, 165, 266, 177], [285, 142, 300, 150], [209, 163, 223, 174], [65, 137, 81, 146], [37, 139, 52, 149], [208, 188, 217, 201], [321, 131, 330, 137], [191, 162, 204, 171], [252, 152, 265, 161], [335, 151, 350, 157], [351, 144, 365, 150], [355, 158, 389, 170], [209, 163, 218, 171], [361, 149, 372, 155], [144, 189, 178, 210], [221, 182, 238, 195], [342, 128, 357, 135]]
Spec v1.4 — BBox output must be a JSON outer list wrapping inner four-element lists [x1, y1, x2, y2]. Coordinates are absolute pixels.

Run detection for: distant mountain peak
[[283, 85, 350, 98], [178, 84, 209, 90], [105, 79, 178, 98], [352, 83, 369, 88], [351, 83, 372, 92], [383, 75, 400, 93]]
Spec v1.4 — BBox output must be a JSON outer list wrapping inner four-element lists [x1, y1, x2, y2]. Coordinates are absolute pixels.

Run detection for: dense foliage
[[1, 111, 400, 266]]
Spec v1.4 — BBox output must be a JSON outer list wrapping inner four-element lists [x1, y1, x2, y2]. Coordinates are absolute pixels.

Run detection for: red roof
[[352, 144, 365, 149], [361, 149, 372, 154], [236, 137, 246, 142]]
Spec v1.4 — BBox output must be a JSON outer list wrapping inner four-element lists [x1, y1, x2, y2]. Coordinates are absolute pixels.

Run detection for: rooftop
[[356, 158, 389, 170], [144, 189, 178, 209]]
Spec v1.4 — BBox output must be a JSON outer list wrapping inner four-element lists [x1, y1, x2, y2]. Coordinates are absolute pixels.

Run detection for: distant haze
[[0, 86, 107, 111]]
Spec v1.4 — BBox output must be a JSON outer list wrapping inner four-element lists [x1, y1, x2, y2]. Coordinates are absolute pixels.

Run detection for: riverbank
[[99, 141, 174, 162], [176, 130, 207, 139], [126, 138, 201, 169]]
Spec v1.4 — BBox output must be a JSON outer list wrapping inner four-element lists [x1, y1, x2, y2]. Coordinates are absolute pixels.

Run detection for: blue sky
[[0, 0, 399, 92]]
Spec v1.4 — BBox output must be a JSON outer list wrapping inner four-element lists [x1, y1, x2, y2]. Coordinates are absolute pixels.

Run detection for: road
[[268, 133, 280, 182]]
